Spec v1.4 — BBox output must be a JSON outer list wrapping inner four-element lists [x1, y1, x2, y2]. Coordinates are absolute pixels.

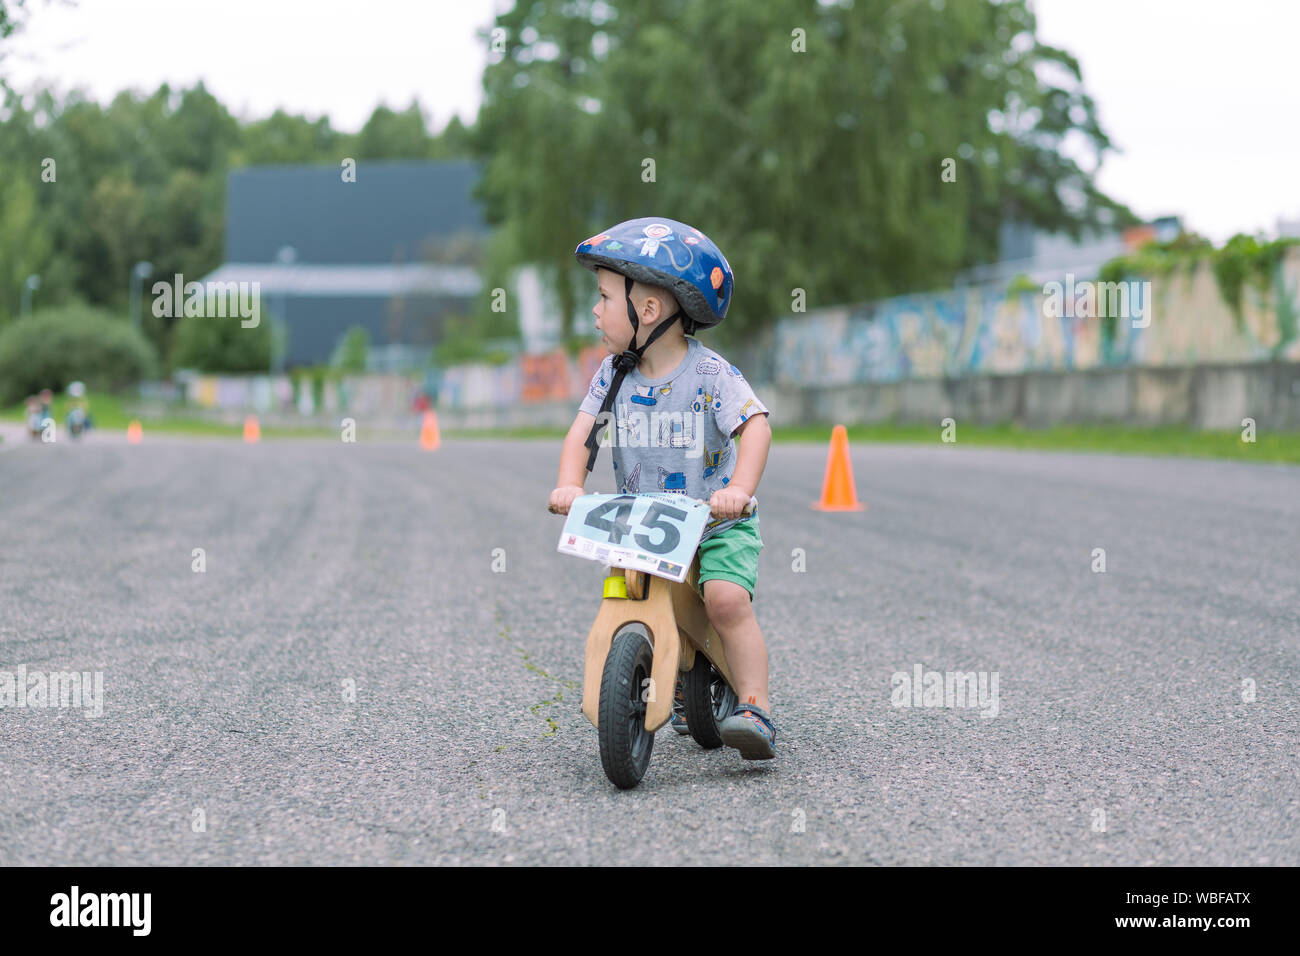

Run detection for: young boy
[[547, 217, 777, 759]]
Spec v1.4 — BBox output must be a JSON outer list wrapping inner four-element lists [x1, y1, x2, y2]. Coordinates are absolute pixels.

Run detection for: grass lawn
[[0, 393, 337, 438], [450, 421, 1300, 464], [4, 394, 1295, 463]]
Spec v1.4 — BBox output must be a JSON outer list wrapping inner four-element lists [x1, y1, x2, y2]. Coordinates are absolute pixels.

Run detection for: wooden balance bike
[[579, 497, 754, 789]]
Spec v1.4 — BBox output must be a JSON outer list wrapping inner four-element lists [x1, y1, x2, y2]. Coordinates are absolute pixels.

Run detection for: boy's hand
[[708, 487, 753, 520], [549, 485, 586, 515]]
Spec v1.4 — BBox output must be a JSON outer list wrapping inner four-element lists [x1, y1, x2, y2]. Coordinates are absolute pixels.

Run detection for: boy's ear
[[633, 288, 662, 324], [645, 294, 665, 323], [636, 286, 678, 325]]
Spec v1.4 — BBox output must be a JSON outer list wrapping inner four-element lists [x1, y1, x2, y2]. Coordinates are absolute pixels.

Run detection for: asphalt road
[[1, 432, 1297, 865]]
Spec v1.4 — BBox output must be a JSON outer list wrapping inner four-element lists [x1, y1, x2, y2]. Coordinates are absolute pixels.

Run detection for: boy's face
[[592, 268, 676, 354], [593, 268, 635, 354]]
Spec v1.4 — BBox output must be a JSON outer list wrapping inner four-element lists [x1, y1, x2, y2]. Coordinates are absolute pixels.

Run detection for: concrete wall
[[435, 361, 1300, 433], [761, 361, 1300, 431]]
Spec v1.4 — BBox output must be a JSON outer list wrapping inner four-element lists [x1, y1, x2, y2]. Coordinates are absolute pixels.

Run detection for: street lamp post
[[130, 261, 153, 330], [20, 274, 40, 317], [272, 245, 296, 377]]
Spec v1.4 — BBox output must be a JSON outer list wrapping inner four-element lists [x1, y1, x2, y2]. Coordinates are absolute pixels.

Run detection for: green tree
[[0, 0, 27, 88], [432, 115, 475, 159], [0, 54, 476, 345], [0, 164, 51, 321], [234, 109, 347, 165], [475, 0, 1134, 344], [333, 326, 370, 373], [356, 101, 436, 159], [171, 299, 275, 373], [0, 0, 22, 38]]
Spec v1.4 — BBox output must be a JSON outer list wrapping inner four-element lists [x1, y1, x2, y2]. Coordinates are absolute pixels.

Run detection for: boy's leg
[[701, 578, 769, 712], [697, 518, 768, 712]]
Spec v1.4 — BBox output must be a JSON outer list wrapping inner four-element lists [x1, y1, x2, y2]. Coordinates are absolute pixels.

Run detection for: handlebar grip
[[697, 494, 757, 516]]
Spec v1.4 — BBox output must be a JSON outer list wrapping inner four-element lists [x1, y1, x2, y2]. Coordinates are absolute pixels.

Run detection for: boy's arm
[[725, 413, 771, 499], [556, 411, 598, 489]]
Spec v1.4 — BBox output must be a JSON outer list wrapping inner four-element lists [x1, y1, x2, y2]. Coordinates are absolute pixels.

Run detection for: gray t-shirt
[[579, 336, 770, 540]]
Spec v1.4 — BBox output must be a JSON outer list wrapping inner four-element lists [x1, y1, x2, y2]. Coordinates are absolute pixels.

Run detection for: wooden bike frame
[[581, 555, 737, 733]]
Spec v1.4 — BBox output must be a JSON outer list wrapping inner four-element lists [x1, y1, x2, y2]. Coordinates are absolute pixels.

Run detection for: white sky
[[5, 0, 1297, 243]]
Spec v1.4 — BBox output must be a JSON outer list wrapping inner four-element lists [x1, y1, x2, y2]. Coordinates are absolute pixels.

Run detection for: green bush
[[1004, 273, 1040, 297], [171, 297, 275, 372], [332, 326, 370, 373], [291, 366, 331, 408], [1211, 234, 1300, 327], [0, 303, 158, 404], [1098, 232, 1299, 336]]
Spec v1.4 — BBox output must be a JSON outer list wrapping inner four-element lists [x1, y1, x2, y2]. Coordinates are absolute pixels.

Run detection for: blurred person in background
[[25, 395, 43, 439], [65, 381, 90, 437]]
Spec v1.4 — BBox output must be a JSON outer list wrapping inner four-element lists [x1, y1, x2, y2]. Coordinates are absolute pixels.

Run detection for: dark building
[[202, 160, 487, 367]]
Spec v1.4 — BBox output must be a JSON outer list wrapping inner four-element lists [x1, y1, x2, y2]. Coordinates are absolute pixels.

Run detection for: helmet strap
[[583, 274, 684, 472]]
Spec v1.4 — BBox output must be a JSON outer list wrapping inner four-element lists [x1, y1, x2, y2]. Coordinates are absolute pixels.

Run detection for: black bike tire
[[681, 653, 737, 750], [597, 627, 656, 789]]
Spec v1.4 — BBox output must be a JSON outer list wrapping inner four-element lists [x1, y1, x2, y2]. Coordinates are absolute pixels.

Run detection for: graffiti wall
[[772, 251, 1300, 386], [427, 251, 1300, 410], [437, 362, 519, 409], [437, 344, 606, 410], [184, 373, 426, 416]]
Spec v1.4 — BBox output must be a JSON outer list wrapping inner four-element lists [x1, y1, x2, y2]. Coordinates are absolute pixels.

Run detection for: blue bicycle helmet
[[575, 217, 733, 333], [574, 218, 734, 472]]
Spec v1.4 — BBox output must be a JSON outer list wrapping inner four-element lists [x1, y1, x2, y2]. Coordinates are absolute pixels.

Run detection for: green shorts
[[696, 515, 763, 602]]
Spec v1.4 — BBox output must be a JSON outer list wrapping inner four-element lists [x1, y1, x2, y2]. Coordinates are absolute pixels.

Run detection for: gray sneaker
[[719, 701, 777, 760]]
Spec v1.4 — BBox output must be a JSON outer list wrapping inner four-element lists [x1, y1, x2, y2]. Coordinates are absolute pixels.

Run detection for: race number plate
[[557, 493, 711, 583]]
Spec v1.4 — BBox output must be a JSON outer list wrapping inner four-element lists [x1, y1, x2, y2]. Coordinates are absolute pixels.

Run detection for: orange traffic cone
[[243, 415, 261, 444], [126, 420, 143, 444], [419, 410, 440, 451], [813, 424, 866, 511]]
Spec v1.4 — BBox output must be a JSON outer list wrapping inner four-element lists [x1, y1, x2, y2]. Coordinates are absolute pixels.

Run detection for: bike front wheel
[[597, 626, 656, 789]]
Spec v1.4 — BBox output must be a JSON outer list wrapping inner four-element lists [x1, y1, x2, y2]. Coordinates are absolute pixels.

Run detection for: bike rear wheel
[[681, 652, 737, 749]]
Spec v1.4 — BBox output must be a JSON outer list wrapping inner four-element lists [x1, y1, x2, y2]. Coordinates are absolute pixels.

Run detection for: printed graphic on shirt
[[577, 338, 769, 541], [621, 461, 641, 493], [615, 406, 646, 444], [736, 397, 763, 428], [658, 466, 687, 493], [659, 414, 695, 449], [702, 442, 730, 479], [691, 386, 722, 415], [630, 382, 672, 406]]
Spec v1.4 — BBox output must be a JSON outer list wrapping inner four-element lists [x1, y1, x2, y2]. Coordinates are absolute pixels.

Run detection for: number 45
[[583, 496, 685, 555]]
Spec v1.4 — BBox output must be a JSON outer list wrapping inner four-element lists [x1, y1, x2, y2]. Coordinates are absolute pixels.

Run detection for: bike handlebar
[[553, 492, 756, 518], [637, 493, 757, 517]]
